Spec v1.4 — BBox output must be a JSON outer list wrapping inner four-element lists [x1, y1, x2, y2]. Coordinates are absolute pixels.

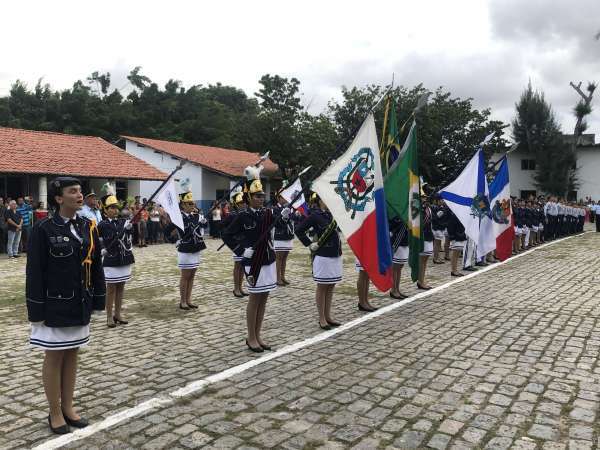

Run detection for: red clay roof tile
[[0, 127, 167, 180], [122, 135, 279, 178]]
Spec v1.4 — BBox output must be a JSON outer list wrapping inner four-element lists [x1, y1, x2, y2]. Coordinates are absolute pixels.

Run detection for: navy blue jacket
[[26, 214, 106, 327], [446, 210, 466, 241], [295, 209, 342, 258], [222, 207, 276, 265], [273, 205, 297, 241], [177, 212, 207, 253], [389, 216, 408, 249], [98, 218, 135, 267]]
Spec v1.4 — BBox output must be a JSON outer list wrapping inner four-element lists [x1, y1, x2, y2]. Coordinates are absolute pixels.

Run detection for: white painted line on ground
[[33, 233, 584, 449]]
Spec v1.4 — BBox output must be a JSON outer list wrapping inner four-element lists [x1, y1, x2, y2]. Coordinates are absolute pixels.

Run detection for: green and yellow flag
[[383, 112, 423, 282]]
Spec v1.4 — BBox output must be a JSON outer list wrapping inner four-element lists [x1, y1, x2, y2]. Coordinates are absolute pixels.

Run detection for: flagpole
[[210, 151, 271, 213], [131, 159, 187, 223]]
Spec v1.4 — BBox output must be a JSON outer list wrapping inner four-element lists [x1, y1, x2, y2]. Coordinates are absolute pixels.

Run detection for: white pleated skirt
[[178, 251, 201, 269], [313, 255, 343, 284], [393, 246, 409, 264], [420, 240, 433, 256], [244, 262, 277, 293], [274, 240, 293, 252], [433, 230, 445, 241], [104, 265, 132, 284], [30, 323, 90, 350], [450, 240, 466, 250], [355, 258, 364, 272]]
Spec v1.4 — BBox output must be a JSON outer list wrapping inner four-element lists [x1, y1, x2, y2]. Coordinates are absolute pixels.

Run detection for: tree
[[512, 82, 571, 196], [87, 71, 111, 95]]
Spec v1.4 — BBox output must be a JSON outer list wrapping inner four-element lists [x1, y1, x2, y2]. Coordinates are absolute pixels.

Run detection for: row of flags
[[312, 95, 514, 292]]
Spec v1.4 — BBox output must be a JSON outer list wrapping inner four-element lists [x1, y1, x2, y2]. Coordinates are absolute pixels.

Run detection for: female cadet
[[273, 188, 295, 286], [98, 192, 134, 328], [389, 215, 410, 300], [446, 208, 467, 277], [221, 187, 248, 298], [176, 190, 207, 310], [223, 165, 287, 352], [295, 193, 343, 329], [417, 195, 434, 290], [26, 177, 105, 434]]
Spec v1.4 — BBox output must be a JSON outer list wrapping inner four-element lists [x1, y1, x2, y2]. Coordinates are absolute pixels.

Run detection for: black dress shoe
[[433, 259, 445, 264], [113, 316, 128, 324], [319, 323, 332, 330], [179, 304, 190, 310], [245, 339, 264, 353], [358, 304, 377, 312], [416, 283, 433, 290], [260, 343, 273, 351], [187, 303, 198, 309], [233, 290, 244, 298], [242, 291, 249, 297], [326, 320, 342, 327], [62, 412, 89, 428], [389, 292, 408, 300], [48, 415, 70, 434], [451, 272, 465, 277], [463, 266, 478, 272]]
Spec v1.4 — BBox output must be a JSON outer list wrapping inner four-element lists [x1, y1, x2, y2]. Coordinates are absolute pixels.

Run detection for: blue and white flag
[[439, 148, 492, 258]]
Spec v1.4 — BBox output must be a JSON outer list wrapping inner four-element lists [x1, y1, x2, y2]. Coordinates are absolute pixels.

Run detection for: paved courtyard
[[1, 231, 600, 449]]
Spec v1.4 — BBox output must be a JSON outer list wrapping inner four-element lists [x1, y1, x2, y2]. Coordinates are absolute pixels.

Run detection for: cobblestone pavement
[[1, 231, 600, 449]]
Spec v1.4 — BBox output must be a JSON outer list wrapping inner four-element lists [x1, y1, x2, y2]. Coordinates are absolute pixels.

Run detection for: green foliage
[[0, 68, 508, 189], [512, 81, 574, 196]]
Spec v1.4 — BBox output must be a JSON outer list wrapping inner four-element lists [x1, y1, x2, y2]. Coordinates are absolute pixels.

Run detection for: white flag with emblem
[[156, 178, 184, 231]]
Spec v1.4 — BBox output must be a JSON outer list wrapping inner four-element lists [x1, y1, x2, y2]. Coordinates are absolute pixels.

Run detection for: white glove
[[101, 248, 108, 257], [243, 247, 254, 259], [309, 243, 319, 252], [436, 211, 444, 218], [124, 219, 133, 230], [281, 207, 292, 220], [200, 217, 207, 224]]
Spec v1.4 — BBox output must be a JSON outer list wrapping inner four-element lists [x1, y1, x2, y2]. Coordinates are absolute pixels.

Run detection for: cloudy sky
[[2, 0, 599, 139]]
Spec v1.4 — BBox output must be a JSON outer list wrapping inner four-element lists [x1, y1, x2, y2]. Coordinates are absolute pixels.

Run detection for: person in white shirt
[[77, 192, 102, 224]]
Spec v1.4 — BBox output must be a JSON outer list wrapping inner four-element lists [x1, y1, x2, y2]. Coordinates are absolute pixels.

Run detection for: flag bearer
[[388, 216, 409, 300], [221, 187, 248, 298], [274, 184, 295, 286], [446, 208, 466, 277], [223, 165, 287, 352], [176, 190, 207, 310], [98, 191, 134, 328], [296, 193, 343, 329]]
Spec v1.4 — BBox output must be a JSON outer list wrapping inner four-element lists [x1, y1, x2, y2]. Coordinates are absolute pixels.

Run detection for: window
[[116, 181, 127, 200], [521, 159, 536, 170]]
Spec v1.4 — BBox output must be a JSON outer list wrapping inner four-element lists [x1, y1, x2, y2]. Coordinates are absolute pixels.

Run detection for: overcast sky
[[2, 0, 599, 140]]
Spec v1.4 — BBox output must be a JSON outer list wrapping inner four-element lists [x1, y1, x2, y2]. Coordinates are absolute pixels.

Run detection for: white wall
[[575, 148, 600, 200], [493, 149, 600, 200], [125, 139, 204, 200]]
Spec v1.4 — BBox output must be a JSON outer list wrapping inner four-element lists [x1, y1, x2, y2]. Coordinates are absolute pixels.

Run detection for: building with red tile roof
[[122, 135, 280, 212], [0, 127, 167, 205]]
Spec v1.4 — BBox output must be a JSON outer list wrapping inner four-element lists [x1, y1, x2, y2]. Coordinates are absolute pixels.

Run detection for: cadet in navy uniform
[[26, 177, 105, 434], [221, 188, 248, 298], [222, 164, 285, 352], [431, 196, 447, 264], [273, 187, 295, 286], [176, 190, 207, 310], [295, 193, 343, 329], [446, 208, 467, 277], [418, 196, 434, 289], [98, 192, 134, 328], [388, 216, 409, 300]]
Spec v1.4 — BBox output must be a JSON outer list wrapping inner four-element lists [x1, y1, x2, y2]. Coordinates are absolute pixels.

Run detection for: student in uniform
[[273, 188, 295, 286], [431, 196, 446, 264], [221, 188, 248, 298], [388, 216, 410, 300], [446, 208, 466, 277], [296, 193, 343, 329], [26, 177, 105, 434], [176, 190, 207, 310], [417, 196, 434, 290], [223, 165, 286, 352], [98, 192, 134, 328]]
